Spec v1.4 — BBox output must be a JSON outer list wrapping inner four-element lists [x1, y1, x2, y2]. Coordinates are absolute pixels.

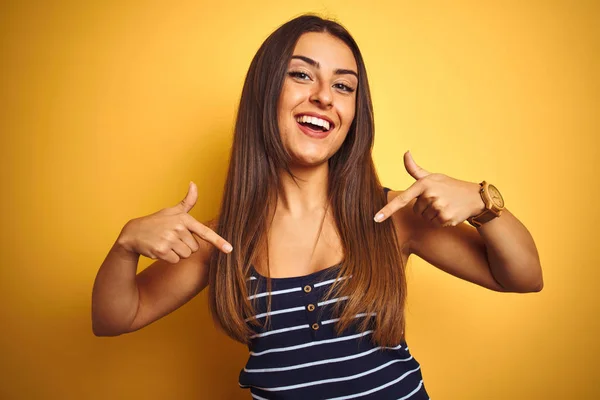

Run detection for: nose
[[309, 82, 333, 108]]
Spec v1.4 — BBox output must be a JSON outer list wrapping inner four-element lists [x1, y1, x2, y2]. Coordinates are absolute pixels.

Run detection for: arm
[[392, 192, 543, 293], [91, 220, 215, 336], [376, 151, 543, 293]]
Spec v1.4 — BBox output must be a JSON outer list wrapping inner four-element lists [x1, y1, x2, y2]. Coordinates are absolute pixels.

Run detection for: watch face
[[488, 185, 504, 208]]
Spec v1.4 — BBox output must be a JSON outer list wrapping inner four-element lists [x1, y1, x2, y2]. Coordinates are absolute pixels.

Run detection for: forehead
[[291, 32, 358, 72]]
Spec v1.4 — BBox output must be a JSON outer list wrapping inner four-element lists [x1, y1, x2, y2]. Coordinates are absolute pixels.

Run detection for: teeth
[[296, 115, 331, 131]]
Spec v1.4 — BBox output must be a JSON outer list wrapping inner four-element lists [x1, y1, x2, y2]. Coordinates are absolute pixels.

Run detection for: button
[[307, 304, 315, 312], [303, 285, 312, 293], [311, 323, 319, 330]]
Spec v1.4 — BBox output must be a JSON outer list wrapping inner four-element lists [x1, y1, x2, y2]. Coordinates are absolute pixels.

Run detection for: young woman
[[92, 14, 543, 399]]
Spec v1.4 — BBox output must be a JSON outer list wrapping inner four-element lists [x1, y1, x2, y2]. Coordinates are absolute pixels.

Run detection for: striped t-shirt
[[237, 205, 430, 399]]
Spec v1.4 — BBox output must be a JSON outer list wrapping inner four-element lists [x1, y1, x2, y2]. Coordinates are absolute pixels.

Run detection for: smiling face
[[277, 32, 358, 168]]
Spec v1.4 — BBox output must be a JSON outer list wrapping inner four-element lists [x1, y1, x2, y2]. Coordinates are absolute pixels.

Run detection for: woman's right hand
[[117, 181, 232, 263]]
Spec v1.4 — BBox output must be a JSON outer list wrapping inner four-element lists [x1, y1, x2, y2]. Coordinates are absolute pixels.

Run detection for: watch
[[467, 181, 505, 227]]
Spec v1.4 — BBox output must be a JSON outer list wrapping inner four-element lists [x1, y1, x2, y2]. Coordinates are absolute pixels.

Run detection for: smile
[[294, 114, 335, 139], [295, 115, 332, 131]]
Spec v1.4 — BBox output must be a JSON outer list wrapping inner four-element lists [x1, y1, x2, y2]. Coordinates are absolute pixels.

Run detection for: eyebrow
[[291, 55, 358, 79]]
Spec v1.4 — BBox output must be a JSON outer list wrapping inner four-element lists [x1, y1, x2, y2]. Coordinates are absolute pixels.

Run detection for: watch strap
[[467, 211, 498, 227], [467, 181, 503, 227]]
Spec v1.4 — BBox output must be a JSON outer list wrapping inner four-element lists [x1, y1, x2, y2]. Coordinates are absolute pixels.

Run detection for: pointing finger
[[374, 180, 426, 222], [184, 214, 233, 253]]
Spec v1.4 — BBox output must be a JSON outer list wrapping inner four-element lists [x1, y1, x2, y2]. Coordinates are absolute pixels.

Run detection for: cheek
[[279, 82, 305, 108], [340, 100, 356, 131], [278, 90, 300, 126]]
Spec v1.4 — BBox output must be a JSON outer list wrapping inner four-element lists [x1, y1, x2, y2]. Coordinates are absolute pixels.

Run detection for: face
[[277, 32, 358, 167]]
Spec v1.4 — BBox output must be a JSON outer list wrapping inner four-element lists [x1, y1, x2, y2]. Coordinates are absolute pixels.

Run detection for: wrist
[[113, 240, 141, 261], [470, 182, 486, 217], [116, 221, 140, 257]]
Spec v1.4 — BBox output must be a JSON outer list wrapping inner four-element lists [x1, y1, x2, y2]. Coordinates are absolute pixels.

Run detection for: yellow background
[[1, 0, 598, 399]]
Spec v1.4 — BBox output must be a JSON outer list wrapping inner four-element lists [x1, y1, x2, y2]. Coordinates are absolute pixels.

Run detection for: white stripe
[[314, 274, 352, 287], [247, 276, 257, 281], [322, 313, 377, 325], [245, 305, 306, 322], [318, 296, 349, 306], [250, 394, 269, 400], [397, 380, 424, 400], [254, 358, 415, 392], [250, 313, 376, 339], [325, 367, 421, 399], [245, 344, 405, 373], [246, 296, 348, 322], [250, 323, 309, 339], [251, 331, 373, 356], [248, 275, 349, 300], [247, 286, 301, 300]]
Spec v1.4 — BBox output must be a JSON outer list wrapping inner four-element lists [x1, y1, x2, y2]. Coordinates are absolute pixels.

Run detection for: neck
[[276, 162, 329, 217]]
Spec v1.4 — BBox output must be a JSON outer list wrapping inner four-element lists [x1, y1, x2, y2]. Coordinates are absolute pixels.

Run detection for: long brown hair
[[208, 14, 406, 348]]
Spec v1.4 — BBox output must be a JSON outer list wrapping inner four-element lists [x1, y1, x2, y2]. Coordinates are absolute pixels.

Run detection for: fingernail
[[374, 213, 384, 222], [223, 244, 233, 252]]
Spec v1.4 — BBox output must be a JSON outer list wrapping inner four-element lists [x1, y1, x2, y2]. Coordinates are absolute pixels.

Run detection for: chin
[[289, 151, 330, 168], [282, 133, 341, 168]]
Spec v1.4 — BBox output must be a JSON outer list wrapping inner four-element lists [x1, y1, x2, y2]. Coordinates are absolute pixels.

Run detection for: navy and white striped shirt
[[238, 212, 431, 399]]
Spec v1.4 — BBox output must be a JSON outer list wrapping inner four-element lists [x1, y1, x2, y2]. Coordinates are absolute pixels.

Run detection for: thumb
[[404, 150, 430, 180], [177, 181, 198, 213]]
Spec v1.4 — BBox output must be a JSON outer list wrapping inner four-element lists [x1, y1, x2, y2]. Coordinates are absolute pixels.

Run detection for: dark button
[[303, 285, 312, 293], [307, 304, 315, 312], [311, 323, 319, 330]]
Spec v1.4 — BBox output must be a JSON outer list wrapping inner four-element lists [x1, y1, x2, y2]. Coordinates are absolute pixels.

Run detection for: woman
[[92, 14, 543, 399]]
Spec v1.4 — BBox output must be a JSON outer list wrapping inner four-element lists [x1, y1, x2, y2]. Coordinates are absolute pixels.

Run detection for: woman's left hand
[[374, 151, 487, 228]]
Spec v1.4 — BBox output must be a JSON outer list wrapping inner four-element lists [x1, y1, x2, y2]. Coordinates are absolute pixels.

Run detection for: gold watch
[[467, 181, 505, 227]]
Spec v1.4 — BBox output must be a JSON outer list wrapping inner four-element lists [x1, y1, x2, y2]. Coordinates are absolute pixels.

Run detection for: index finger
[[184, 215, 233, 253], [374, 180, 425, 222]]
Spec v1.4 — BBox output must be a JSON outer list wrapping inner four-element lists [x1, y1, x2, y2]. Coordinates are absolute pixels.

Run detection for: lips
[[296, 120, 332, 139], [294, 112, 335, 139]]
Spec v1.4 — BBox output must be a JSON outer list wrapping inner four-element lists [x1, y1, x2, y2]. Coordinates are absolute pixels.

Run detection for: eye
[[333, 83, 355, 93], [288, 71, 311, 80]]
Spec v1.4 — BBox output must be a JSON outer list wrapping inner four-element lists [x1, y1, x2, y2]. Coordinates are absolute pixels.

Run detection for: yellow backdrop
[[1, 0, 598, 399]]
